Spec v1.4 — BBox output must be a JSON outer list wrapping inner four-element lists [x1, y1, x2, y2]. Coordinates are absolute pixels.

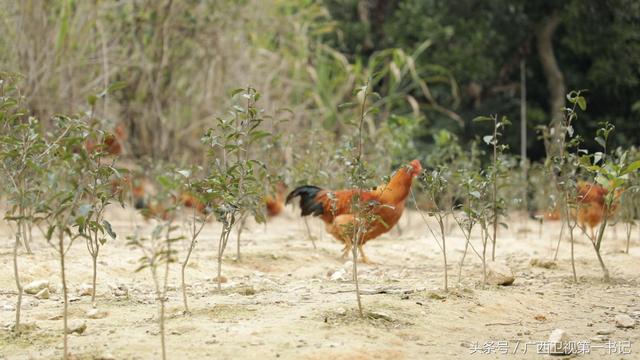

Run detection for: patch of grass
[[413, 287, 475, 302], [320, 304, 414, 329], [0, 325, 59, 349], [530, 258, 557, 269], [194, 304, 257, 321]]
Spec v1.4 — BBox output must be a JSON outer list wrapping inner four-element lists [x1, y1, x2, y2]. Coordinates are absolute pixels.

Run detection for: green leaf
[[622, 159, 640, 175], [337, 102, 356, 109], [595, 174, 609, 187], [472, 116, 493, 122], [249, 130, 270, 143], [45, 225, 55, 241], [228, 88, 245, 98], [577, 96, 587, 111], [103, 220, 116, 239], [107, 81, 128, 93]]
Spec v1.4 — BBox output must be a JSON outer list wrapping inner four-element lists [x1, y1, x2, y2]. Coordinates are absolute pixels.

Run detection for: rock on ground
[[109, 283, 128, 297], [66, 320, 87, 335], [77, 283, 93, 296], [615, 314, 636, 328], [34, 288, 50, 300], [86, 309, 108, 319], [24, 280, 49, 295], [548, 328, 571, 355], [486, 262, 515, 286], [596, 327, 615, 335]]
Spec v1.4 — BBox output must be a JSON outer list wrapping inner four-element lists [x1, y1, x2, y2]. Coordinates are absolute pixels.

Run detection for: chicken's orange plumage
[[85, 122, 127, 156], [286, 160, 422, 263], [179, 192, 207, 215], [265, 182, 287, 217], [576, 181, 621, 237]]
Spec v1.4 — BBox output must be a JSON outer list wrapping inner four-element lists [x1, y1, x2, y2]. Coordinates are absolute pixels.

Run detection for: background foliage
[[0, 0, 637, 169]]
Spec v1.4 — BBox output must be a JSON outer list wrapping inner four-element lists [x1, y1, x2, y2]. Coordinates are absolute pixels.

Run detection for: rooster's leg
[[358, 245, 373, 264], [341, 244, 352, 259]]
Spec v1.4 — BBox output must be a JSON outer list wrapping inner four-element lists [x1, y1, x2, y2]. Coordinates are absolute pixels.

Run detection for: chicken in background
[[265, 182, 287, 217], [178, 191, 209, 216], [85, 122, 127, 156], [286, 160, 423, 263], [530, 181, 622, 238], [576, 181, 622, 238]]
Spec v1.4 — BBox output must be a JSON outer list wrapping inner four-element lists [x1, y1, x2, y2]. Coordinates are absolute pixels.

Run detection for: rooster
[[286, 160, 422, 263], [576, 181, 621, 238]]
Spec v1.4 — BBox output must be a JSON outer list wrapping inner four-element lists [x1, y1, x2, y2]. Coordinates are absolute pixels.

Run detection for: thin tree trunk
[[59, 233, 69, 360], [352, 226, 363, 317], [217, 229, 224, 291], [13, 232, 23, 332], [481, 226, 487, 286], [217, 223, 231, 291], [439, 219, 448, 291], [159, 296, 166, 360], [593, 244, 610, 282], [181, 235, 198, 313], [458, 234, 471, 284], [554, 220, 566, 261], [151, 269, 167, 360], [21, 207, 32, 254], [91, 251, 98, 307], [180, 260, 190, 313], [560, 199, 578, 282], [593, 218, 610, 282], [625, 222, 632, 254], [236, 215, 245, 261], [569, 223, 577, 282]]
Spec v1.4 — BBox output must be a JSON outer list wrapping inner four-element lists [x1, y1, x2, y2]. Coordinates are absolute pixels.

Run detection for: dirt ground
[[1, 206, 639, 359]]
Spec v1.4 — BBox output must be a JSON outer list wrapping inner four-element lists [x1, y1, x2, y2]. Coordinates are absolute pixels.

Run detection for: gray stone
[[615, 314, 636, 328], [329, 268, 347, 282], [86, 309, 108, 319], [24, 280, 49, 295], [367, 311, 392, 321], [34, 288, 50, 300], [596, 327, 615, 335], [77, 284, 93, 297], [486, 262, 515, 286], [66, 321, 87, 335], [109, 283, 128, 297], [547, 329, 571, 355]]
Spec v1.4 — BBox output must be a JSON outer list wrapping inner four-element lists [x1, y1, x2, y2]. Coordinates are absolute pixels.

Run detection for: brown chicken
[[85, 123, 127, 156], [178, 191, 208, 216], [576, 181, 621, 238], [286, 160, 423, 263], [265, 182, 287, 217]]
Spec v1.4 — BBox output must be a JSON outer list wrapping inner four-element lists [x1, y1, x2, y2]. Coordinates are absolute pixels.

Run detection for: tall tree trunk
[[536, 12, 565, 158]]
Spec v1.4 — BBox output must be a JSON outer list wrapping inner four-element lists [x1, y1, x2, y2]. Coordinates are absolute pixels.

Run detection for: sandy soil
[[1, 206, 639, 359]]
